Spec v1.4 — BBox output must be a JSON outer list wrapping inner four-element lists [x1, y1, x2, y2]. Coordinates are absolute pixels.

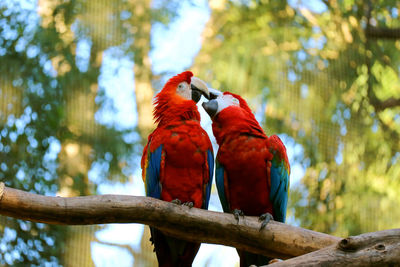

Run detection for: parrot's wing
[[215, 158, 230, 213], [202, 149, 214, 209], [143, 144, 163, 199], [268, 135, 290, 223]]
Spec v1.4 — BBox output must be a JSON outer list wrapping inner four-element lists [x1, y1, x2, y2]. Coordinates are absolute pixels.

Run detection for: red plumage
[[152, 71, 199, 126], [145, 119, 212, 207]]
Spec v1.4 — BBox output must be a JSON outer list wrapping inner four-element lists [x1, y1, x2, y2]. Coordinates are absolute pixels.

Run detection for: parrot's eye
[[177, 83, 188, 93], [176, 82, 191, 100], [232, 98, 239, 104]]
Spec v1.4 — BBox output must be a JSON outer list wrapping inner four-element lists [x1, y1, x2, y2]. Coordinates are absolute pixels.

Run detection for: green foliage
[[195, 0, 400, 237]]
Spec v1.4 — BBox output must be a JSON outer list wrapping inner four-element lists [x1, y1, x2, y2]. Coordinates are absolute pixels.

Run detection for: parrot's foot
[[171, 199, 182, 205], [259, 212, 274, 231], [182, 202, 194, 208], [233, 209, 244, 223], [171, 199, 194, 208]]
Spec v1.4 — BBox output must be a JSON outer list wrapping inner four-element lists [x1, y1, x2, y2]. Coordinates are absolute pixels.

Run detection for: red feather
[[153, 71, 200, 126], [212, 93, 287, 216]]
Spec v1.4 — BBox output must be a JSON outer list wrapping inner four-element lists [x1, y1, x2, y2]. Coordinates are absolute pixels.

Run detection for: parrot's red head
[[222, 92, 254, 115], [202, 91, 255, 118], [158, 71, 193, 97], [153, 71, 210, 126], [202, 91, 266, 143]]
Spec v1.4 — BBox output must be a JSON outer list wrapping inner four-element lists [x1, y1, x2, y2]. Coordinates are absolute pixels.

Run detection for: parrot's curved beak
[[191, 77, 210, 103], [208, 88, 223, 100], [202, 99, 218, 118]]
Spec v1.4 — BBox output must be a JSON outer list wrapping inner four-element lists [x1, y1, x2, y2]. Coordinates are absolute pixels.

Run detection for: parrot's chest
[[156, 123, 210, 168], [149, 121, 212, 207]]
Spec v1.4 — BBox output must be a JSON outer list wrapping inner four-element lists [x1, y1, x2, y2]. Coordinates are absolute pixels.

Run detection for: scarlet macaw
[[202, 92, 290, 267], [141, 71, 214, 267]]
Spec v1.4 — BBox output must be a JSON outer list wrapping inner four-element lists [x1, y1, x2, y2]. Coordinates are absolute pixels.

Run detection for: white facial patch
[[215, 94, 240, 114], [176, 81, 191, 100], [209, 87, 223, 98]]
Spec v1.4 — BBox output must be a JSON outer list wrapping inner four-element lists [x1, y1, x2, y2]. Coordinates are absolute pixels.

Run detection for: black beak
[[209, 91, 219, 100], [202, 100, 218, 118], [191, 84, 209, 103]]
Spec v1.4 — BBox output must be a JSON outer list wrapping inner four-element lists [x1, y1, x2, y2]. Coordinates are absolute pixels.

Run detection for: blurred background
[[1, 0, 400, 266]]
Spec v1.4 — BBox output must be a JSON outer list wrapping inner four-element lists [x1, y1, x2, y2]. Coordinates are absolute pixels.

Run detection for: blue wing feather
[[215, 159, 230, 212], [269, 157, 290, 223], [145, 145, 163, 199], [203, 149, 214, 209]]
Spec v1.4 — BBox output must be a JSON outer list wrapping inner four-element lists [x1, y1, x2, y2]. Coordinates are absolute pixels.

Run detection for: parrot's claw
[[171, 199, 182, 205], [259, 212, 274, 231], [182, 202, 194, 208], [171, 199, 193, 208], [233, 209, 244, 223]]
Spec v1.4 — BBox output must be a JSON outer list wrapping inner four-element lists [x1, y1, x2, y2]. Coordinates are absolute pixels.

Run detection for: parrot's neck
[[154, 99, 201, 127]]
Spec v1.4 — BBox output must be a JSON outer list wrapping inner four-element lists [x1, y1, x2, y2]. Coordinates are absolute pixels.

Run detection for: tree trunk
[[130, 0, 155, 142], [38, 2, 101, 266]]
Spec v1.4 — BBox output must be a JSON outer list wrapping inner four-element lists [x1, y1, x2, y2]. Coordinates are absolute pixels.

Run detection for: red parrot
[[141, 71, 214, 267], [202, 92, 290, 267]]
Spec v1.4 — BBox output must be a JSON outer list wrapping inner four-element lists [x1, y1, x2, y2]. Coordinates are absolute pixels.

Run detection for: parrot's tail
[[150, 227, 200, 267], [237, 249, 272, 267]]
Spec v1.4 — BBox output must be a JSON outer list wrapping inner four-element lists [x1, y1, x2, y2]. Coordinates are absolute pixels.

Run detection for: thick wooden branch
[[366, 26, 400, 40], [373, 97, 400, 112], [267, 229, 400, 266], [0, 182, 339, 259]]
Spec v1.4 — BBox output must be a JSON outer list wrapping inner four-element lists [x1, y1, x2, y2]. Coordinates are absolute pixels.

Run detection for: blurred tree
[[194, 0, 400, 237], [130, 0, 155, 141]]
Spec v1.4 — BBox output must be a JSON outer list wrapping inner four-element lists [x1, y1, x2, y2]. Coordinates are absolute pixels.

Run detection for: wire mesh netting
[[1, 0, 400, 266]]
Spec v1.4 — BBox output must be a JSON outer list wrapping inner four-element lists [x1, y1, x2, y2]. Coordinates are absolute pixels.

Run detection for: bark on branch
[[366, 26, 400, 40], [0, 182, 339, 259], [267, 229, 400, 266]]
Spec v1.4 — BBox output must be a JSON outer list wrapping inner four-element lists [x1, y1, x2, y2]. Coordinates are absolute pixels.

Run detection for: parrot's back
[[208, 93, 290, 267], [217, 134, 274, 215], [217, 133, 289, 267]]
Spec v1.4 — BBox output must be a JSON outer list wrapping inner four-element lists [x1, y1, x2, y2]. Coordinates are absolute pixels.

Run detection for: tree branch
[[0, 183, 339, 259], [266, 229, 400, 266], [373, 97, 400, 112], [366, 26, 400, 40]]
